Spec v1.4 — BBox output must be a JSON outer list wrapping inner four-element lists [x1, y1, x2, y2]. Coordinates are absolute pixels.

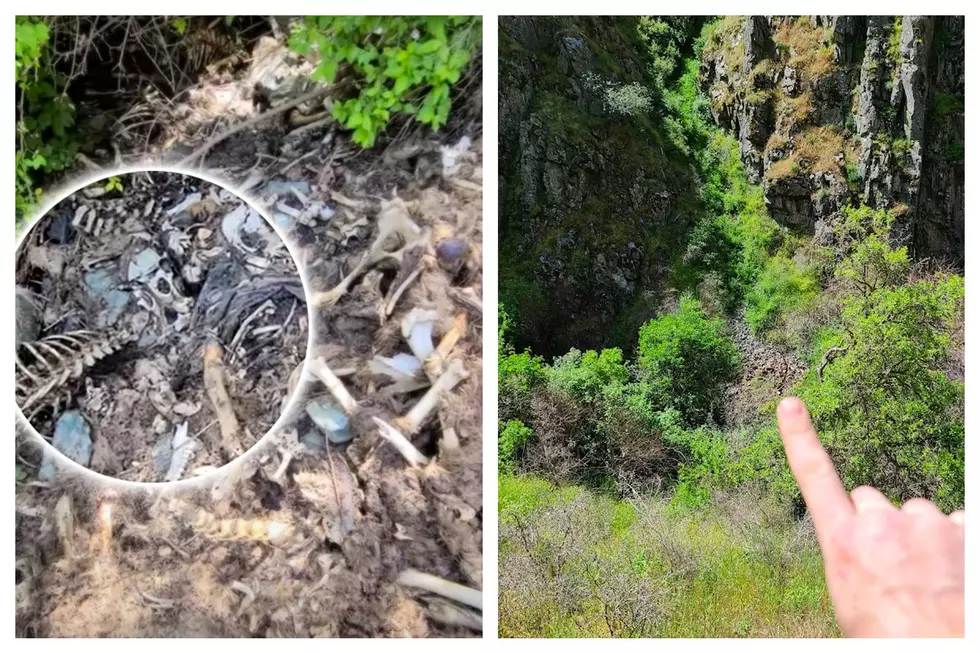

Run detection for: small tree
[[801, 208, 965, 510], [637, 296, 740, 425]]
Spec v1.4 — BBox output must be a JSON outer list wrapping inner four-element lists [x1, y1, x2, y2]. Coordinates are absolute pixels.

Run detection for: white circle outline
[[15, 163, 315, 493]]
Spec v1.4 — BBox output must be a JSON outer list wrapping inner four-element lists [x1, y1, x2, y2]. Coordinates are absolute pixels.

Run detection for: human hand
[[776, 397, 964, 638]]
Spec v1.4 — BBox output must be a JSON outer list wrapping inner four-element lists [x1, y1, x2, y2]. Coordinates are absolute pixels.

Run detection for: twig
[[397, 569, 482, 610], [307, 357, 358, 414], [280, 150, 317, 175], [179, 86, 334, 167], [372, 417, 428, 467]]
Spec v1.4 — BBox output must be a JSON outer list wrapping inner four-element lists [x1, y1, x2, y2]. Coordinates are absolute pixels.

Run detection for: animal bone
[[270, 429, 303, 485], [307, 357, 358, 414], [54, 494, 76, 558], [397, 569, 482, 611], [16, 330, 131, 417], [395, 359, 469, 435], [311, 198, 421, 307], [424, 312, 468, 378], [372, 417, 428, 467]]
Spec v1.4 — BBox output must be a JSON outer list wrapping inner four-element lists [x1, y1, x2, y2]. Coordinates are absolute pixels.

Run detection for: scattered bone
[[307, 357, 357, 414], [372, 417, 428, 467], [53, 494, 76, 558], [395, 359, 469, 435], [311, 198, 421, 306], [425, 313, 467, 378], [397, 569, 482, 611], [384, 262, 424, 316], [270, 429, 304, 485]]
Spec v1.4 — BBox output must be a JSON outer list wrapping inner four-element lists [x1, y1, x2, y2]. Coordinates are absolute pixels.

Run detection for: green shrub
[[548, 348, 630, 404], [499, 419, 535, 471], [289, 16, 480, 147], [932, 91, 963, 117], [833, 206, 910, 294], [637, 296, 740, 424], [799, 275, 965, 511], [745, 255, 819, 333], [499, 349, 547, 424]]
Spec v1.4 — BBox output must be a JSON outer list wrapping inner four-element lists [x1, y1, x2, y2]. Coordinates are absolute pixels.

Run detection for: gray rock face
[[500, 17, 697, 356], [701, 16, 962, 267]]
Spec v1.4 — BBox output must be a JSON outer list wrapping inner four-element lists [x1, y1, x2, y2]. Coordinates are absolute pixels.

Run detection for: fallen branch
[[203, 342, 243, 456], [178, 85, 334, 167], [397, 569, 482, 611]]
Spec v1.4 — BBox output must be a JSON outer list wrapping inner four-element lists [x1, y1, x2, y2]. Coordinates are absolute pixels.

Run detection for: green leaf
[[417, 39, 442, 55], [316, 58, 339, 84]]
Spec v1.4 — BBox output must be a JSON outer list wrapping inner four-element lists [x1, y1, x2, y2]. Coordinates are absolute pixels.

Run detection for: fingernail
[[778, 397, 803, 417]]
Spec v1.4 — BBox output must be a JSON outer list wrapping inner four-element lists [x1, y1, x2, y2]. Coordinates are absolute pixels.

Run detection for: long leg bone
[[397, 568, 482, 611], [395, 359, 468, 435]]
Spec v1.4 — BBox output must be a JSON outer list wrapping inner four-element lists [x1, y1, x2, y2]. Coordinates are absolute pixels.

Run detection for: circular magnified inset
[[15, 169, 309, 484]]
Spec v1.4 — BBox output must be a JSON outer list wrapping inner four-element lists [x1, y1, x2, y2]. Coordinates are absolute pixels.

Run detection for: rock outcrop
[[700, 16, 964, 266], [499, 17, 698, 356]]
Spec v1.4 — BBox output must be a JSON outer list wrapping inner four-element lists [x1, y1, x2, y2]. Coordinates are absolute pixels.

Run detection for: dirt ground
[[16, 172, 307, 482], [15, 17, 483, 638]]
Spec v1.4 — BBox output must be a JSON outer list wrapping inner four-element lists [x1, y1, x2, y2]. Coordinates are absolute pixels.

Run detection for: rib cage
[[15, 330, 132, 418]]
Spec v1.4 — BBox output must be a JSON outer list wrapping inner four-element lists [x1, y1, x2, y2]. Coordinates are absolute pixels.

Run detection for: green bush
[[499, 419, 535, 471], [799, 275, 964, 511], [548, 348, 630, 404], [289, 16, 480, 147], [832, 206, 910, 294], [15, 17, 79, 220], [745, 255, 819, 333], [637, 296, 740, 424]]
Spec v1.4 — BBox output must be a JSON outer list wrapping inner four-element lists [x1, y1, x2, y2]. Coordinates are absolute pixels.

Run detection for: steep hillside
[[499, 17, 700, 357]]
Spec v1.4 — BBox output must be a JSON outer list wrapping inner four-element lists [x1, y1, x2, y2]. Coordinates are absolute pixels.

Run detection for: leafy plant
[[289, 16, 480, 147], [15, 16, 79, 220], [499, 419, 535, 471], [637, 296, 740, 424], [104, 175, 123, 193]]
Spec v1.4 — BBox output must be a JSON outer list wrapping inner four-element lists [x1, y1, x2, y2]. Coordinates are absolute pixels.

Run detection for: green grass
[[499, 474, 839, 638]]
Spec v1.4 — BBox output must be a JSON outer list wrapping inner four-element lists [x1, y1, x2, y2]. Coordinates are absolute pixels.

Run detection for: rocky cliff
[[700, 16, 964, 264], [499, 17, 699, 357]]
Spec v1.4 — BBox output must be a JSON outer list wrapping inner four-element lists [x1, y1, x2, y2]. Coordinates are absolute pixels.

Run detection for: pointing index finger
[[777, 397, 853, 546]]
